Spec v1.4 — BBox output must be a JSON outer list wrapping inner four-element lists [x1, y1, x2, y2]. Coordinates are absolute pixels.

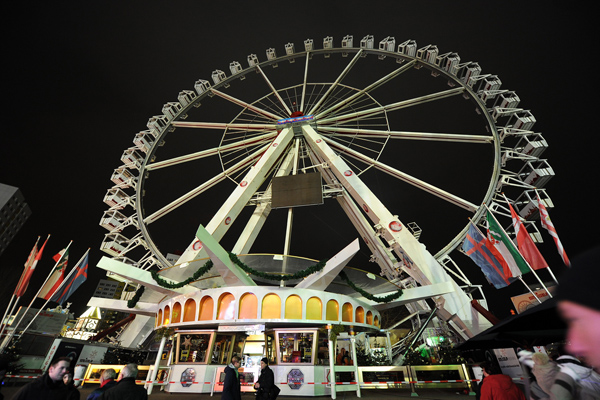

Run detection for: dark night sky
[[1, 2, 596, 323]]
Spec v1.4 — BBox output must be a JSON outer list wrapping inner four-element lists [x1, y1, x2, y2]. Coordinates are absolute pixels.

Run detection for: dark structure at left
[[0, 183, 32, 256]]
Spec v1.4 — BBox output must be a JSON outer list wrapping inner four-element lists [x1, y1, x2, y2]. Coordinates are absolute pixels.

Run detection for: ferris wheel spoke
[[256, 66, 293, 116], [307, 49, 364, 116], [171, 121, 277, 130], [145, 132, 278, 171], [143, 144, 270, 225], [317, 126, 491, 144], [211, 88, 285, 120], [318, 87, 465, 125], [300, 52, 310, 114], [314, 60, 417, 119], [323, 136, 478, 212]]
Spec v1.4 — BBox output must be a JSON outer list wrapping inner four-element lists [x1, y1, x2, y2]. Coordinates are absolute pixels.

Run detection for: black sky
[[1, 2, 596, 322]]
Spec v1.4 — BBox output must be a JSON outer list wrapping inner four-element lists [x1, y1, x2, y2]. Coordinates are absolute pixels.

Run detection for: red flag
[[38, 248, 69, 300], [537, 194, 570, 267], [509, 202, 549, 270], [14, 236, 49, 297], [13, 237, 40, 296]]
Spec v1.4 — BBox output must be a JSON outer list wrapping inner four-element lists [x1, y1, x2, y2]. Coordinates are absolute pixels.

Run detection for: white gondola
[[471, 75, 502, 94], [194, 79, 212, 95], [247, 54, 259, 67], [284, 43, 295, 63], [120, 147, 144, 170], [453, 61, 481, 84], [103, 187, 133, 209], [100, 232, 129, 257], [360, 35, 374, 50], [341, 35, 353, 57], [417, 44, 439, 64], [493, 91, 520, 109], [397, 39, 417, 57], [161, 102, 182, 120], [303, 38, 314, 51], [515, 189, 552, 220], [211, 70, 229, 87], [147, 115, 170, 137], [110, 166, 137, 189], [515, 133, 548, 158], [518, 159, 554, 187], [177, 90, 197, 107], [133, 130, 155, 153], [435, 52, 460, 74], [508, 110, 536, 131], [266, 48, 278, 67], [100, 210, 128, 232], [323, 36, 333, 58], [378, 36, 395, 59], [229, 61, 245, 79]]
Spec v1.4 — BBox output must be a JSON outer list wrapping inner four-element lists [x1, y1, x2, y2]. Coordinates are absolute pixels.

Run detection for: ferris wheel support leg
[[302, 124, 478, 337]]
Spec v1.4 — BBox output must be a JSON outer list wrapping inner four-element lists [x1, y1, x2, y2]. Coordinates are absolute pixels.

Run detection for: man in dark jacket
[[221, 356, 241, 400], [98, 364, 147, 400], [86, 369, 117, 400], [253, 358, 274, 400], [11, 356, 80, 400]]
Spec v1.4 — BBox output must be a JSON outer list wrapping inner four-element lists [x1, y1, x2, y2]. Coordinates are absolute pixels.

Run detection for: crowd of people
[[4, 246, 599, 400]]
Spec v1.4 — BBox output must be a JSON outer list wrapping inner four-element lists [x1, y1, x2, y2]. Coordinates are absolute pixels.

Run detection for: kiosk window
[[278, 332, 314, 364], [178, 333, 211, 363]]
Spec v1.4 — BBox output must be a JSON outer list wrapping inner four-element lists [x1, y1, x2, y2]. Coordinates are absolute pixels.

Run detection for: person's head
[[231, 356, 241, 369], [63, 373, 73, 385], [260, 357, 269, 370], [118, 364, 138, 381], [48, 357, 71, 382], [480, 361, 500, 377], [101, 368, 117, 384], [556, 246, 600, 369]]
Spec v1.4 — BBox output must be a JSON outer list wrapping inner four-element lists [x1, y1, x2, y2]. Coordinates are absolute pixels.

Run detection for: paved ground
[[1, 383, 477, 399]]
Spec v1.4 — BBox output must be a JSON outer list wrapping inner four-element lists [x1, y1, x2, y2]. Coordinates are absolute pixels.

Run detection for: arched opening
[[306, 297, 322, 320], [326, 300, 339, 321], [355, 306, 364, 323], [366, 310, 373, 325], [262, 293, 281, 319], [199, 296, 214, 321], [342, 302, 353, 322], [163, 305, 171, 325], [285, 295, 302, 319], [217, 293, 236, 320], [239, 293, 258, 319], [172, 302, 182, 324], [183, 299, 196, 322]]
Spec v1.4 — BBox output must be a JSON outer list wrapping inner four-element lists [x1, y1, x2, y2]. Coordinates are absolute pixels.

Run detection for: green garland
[[134, 253, 399, 308], [228, 253, 328, 281], [127, 285, 145, 308], [150, 259, 214, 289], [339, 271, 403, 303]]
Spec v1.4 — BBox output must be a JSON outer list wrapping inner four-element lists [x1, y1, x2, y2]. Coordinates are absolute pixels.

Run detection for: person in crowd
[[479, 361, 526, 400], [221, 355, 241, 400], [551, 344, 600, 395], [86, 369, 117, 400], [11, 356, 80, 400], [98, 364, 146, 400], [253, 357, 274, 400], [556, 246, 600, 370]]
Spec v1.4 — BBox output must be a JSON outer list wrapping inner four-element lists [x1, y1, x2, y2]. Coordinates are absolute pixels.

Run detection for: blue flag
[[462, 223, 513, 289], [50, 253, 88, 306]]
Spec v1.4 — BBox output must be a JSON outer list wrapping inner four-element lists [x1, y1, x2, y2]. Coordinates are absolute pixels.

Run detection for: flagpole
[[0, 239, 71, 352], [518, 276, 542, 304], [1, 236, 41, 337], [19, 248, 88, 337], [485, 204, 553, 298], [501, 193, 559, 286]]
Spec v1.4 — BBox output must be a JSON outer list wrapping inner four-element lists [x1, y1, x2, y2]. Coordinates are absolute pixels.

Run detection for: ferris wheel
[[100, 35, 554, 330]]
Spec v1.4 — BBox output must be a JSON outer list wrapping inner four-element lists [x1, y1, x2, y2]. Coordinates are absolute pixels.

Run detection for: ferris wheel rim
[[123, 41, 503, 270]]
